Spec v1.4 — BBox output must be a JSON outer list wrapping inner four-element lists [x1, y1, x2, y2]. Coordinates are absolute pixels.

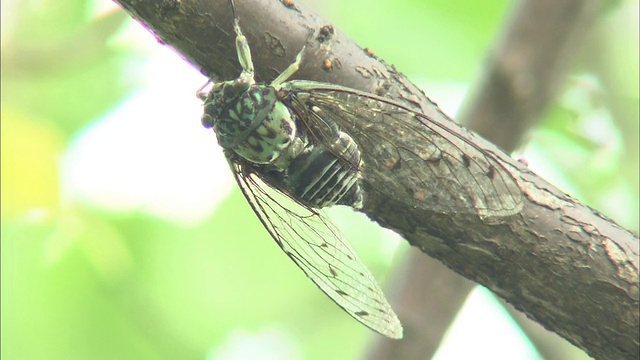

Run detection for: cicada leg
[[229, 0, 255, 77], [271, 30, 314, 88], [196, 80, 212, 101]]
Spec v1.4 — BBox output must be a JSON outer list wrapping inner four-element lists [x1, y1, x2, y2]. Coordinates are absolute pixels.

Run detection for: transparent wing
[[227, 158, 403, 339], [283, 81, 523, 217]]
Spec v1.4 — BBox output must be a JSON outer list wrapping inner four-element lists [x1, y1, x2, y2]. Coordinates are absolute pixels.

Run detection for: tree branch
[[114, 0, 639, 358], [369, 0, 611, 358]]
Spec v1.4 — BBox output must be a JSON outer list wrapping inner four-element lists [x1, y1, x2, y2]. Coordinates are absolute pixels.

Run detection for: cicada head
[[200, 73, 254, 129]]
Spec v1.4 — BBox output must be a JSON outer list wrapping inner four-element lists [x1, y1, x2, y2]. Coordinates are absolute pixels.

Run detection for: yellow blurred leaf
[[1, 109, 64, 217]]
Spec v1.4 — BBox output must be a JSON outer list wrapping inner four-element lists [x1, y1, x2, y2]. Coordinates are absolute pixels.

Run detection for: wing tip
[[388, 328, 404, 340], [375, 316, 403, 339], [386, 321, 404, 340]]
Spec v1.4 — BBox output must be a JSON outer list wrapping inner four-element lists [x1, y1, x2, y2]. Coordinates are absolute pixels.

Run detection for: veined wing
[[227, 157, 403, 339], [282, 81, 523, 217]]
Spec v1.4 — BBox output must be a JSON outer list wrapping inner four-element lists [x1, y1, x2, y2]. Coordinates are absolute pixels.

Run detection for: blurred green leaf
[[2, 3, 131, 135]]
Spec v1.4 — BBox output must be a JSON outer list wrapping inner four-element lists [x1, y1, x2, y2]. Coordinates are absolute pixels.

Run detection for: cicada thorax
[[202, 81, 363, 209], [203, 82, 301, 166]]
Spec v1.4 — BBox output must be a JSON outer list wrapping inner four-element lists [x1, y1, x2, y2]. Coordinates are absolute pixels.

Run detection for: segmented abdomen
[[287, 131, 363, 209]]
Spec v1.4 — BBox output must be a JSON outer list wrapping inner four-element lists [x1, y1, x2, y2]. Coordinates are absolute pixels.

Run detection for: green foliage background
[[2, 0, 638, 359]]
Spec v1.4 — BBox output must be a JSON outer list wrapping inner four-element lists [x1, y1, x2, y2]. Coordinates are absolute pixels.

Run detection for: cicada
[[198, 0, 522, 339]]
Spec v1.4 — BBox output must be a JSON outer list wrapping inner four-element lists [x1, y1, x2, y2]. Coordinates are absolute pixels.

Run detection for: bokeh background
[[2, 0, 638, 359]]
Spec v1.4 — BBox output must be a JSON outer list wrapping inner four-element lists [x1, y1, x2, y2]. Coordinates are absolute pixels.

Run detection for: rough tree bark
[[113, 0, 639, 359]]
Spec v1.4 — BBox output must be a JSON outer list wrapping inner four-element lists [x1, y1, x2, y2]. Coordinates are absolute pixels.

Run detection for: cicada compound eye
[[201, 113, 215, 129]]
